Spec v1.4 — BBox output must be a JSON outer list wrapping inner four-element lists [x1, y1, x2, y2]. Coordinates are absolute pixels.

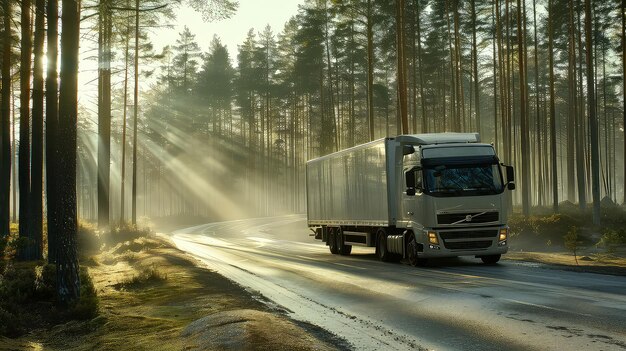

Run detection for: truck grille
[[440, 230, 498, 240], [440, 230, 497, 250], [437, 211, 499, 225], [444, 240, 493, 250]]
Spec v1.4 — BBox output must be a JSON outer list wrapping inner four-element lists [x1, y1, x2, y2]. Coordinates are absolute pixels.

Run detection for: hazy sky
[[151, 0, 305, 62]]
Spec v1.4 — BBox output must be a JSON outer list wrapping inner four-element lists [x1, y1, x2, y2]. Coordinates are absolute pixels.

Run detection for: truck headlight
[[428, 231, 439, 245], [499, 228, 508, 241]]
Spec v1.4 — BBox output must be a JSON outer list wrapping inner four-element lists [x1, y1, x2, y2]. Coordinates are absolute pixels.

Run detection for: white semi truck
[[306, 133, 515, 265]]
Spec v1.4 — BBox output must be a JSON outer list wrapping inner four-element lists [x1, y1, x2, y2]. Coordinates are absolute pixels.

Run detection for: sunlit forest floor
[[0, 232, 341, 351]]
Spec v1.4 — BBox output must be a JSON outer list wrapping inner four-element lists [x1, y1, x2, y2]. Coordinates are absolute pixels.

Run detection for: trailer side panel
[[306, 139, 389, 227]]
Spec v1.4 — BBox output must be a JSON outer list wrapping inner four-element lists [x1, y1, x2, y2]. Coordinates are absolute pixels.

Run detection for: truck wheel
[[481, 254, 501, 264], [376, 228, 393, 262], [406, 232, 427, 267], [328, 227, 339, 254], [337, 227, 352, 256]]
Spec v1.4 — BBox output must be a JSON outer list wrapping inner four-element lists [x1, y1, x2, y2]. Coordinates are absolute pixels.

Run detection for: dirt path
[[0, 237, 345, 351]]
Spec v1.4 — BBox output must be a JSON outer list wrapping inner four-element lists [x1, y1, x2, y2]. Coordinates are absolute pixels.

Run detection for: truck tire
[[336, 227, 352, 256], [376, 228, 394, 262], [481, 254, 501, 264], [328, 227, 339, 254], [406, 231, 427, 267]]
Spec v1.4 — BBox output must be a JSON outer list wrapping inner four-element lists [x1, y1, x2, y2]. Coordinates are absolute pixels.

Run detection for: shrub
[[77, 221, 102, 255], [509, 213, 583, 249], [68, 268, 99, 320], [118, 265, 166, 289], [564, 226, 583, 265], [105, 223, 152, 247], [596, 229, 626, 253], [35, 264, 57, 300]]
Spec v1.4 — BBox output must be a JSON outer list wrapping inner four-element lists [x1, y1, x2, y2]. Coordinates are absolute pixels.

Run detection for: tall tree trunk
[[415, 0, 426, 133], [396, 0, 408, 134], [46, 0, 59, 263], [132, 0, 139, 224], [0, 0, 11, 238], [548, 0, 558, 213], [445, 1, 457, 131], [29, 0, 45, 260], [18, 0, 32, 259], [57, 0, 80, 305], [567, 0, 577, 202], [492, 1, 498, 149], [453, 0, 464, 131], [574, 0, 586, 209], [622, 0, 625, 205], [584, 0, 600, 224], [366, 0, 375, 140], [323, 1, 338, 150], [517, 0, 530, 216], [120, 6, 130, 223], [471, 0, 480, 135], [98, 0, 112, 228], [532, 0, 542, 207]]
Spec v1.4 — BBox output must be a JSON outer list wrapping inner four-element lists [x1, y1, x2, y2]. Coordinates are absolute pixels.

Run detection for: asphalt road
[[168, 215, 626, 351]]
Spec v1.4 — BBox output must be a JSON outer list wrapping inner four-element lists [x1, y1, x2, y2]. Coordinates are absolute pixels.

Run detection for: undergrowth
[[509, 203, 626, 253], [0, 220, 115, 338]]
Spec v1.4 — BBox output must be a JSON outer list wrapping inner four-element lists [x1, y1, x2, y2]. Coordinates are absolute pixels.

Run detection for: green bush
[[1, 265, 37, 305], [35, 264, 57, 300], [564, 226, 583, 264], [104, 223, 152, 247], [509, 213, 584, 249], [596, 229, 626, 253], [0, 263, 100, 337], [68, 268, 99, 320]]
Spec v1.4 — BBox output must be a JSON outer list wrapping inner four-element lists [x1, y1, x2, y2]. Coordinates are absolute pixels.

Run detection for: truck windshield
[[423, 161, 503, 197]]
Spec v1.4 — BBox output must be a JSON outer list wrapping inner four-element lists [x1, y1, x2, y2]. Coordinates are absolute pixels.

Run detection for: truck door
[[401, 167, 421, 223]]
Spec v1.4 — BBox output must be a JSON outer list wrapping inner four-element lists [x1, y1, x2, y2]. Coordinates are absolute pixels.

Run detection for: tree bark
[[0, 0, 11, 238], [57, 0, 81, 305], [396, 0, 408, 134], [548, 0, 559, 213], [46, 0, 59, 263], [471, 0, 480, 135], [584, 0, 600, 224], [98, 0, 112, 228], [132, 0, 139, 224], [517, 0, 530, 216], [18, 0, 32, 259], [29, 0, 45, 260], [120, 3, 130, 222], [366, 0, 375, 140], [622, 0, 625, 205]]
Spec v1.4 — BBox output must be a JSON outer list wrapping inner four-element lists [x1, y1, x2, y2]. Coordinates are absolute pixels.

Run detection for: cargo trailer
[[306, 133, 515, 265]]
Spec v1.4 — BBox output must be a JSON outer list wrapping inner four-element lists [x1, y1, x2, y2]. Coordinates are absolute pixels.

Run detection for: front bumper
[[418, 226, 509, 258]]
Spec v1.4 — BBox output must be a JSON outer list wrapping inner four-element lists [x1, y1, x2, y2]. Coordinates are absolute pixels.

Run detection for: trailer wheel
[[376, 228, 394, 262], [406, 231, 427, 267], [480, 254, 501, 264], [328, 227, 339, 254], [336, 227, 352, 256]]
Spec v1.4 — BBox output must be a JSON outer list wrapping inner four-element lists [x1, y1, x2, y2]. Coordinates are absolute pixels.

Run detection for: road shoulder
[[0, 236, 345, 351]]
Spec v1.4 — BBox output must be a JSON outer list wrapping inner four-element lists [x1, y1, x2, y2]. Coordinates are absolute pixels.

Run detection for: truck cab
[[395, 134, 514, 264]]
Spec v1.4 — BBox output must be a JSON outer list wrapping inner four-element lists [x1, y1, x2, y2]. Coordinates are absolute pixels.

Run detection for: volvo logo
[[465, 214, 473, 222]]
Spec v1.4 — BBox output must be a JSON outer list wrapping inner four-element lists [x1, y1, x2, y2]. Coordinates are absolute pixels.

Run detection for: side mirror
[[506, 165, 515, 183], [406, 188, 416, 196], [403, 145, 415, 155]]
